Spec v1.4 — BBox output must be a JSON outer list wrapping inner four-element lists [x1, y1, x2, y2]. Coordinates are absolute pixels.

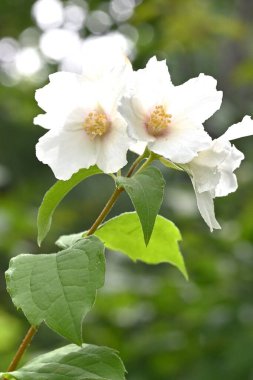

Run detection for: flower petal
[[130, 141, 147, 155], [96, 114, 130, 173], [35, 72, 81, 113], [171, 74, 223, 124], [192, 139, 230, 167], [35, 72, 98, 123], [98, 57, 133, 115], [185, 139, 230, 193], [220, 115, 253, 141], [36, 129, 97, 180], [145, 56, 172, 88], [150, 123, 211, 163], [192, 182, 221, 231], [186, 162, 221, 193], [120, 96, 155, 142], [215, 145, 244, 197], [129, 56, 173, 112], [33, 113, 64, 130]]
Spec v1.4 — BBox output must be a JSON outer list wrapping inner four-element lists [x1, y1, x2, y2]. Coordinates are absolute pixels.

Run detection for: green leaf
[[0, 344, 126, 380], [56, 213, 188, 279], [5, 237, 105, 345], [117, 167, 165, 245], [37, 166, 102, 246], [97, 212, 187, 279]]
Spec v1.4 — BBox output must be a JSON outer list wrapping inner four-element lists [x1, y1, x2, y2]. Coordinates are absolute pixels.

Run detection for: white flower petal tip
[[173, 73, 223, 125], [146, 56, 172, 81], [193, 186, 221, 231], [220, 115, 253, 141], [120, 59, 220, 165], [33, 115, 42, 127]]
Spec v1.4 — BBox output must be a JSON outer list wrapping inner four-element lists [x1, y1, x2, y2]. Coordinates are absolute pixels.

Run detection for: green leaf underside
[[117, 167, 165, 245], [57, 232, 84, 249], [159, 157, 183, 171], [0, 344, 126, 380], [5, 237, 105, 345], [37, 166, 102, 246], [56, 213, 188, 279]]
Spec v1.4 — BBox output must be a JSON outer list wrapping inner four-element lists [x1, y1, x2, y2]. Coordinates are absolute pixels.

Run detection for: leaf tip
[[144, 234, 151, 247], [70, 333, 83, 347], [180, 265, 189, 281], [37, 232, 43, 247]]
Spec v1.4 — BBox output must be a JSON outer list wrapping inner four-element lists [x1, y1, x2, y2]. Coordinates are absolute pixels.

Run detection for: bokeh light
[[40, 28, 81, 61], [86, 10, 112, 35], [63, 3, 87, 31], [15, 47, 42, 76], [109, 0, 136, 22], [32, 0, 64, 30]]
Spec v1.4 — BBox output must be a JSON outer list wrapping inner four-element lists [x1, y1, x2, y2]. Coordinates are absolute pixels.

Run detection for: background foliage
[[1, 0, 253, 379]]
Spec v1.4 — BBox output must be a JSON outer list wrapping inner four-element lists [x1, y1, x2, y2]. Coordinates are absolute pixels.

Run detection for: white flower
[[121, 56, 223, 163], [80, 33, 134, 79], [60, 32, 133, 76], [184, 116, 253, 230], [34, 55, 133, 180]]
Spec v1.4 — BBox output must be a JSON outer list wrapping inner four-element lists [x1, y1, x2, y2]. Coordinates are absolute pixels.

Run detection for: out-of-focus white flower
[[184, 116, 253, 230], [121, 56, 222, 164], [81, 33, 133, 79], [60, 32, 133, 75], [34, 56, 133, 180]]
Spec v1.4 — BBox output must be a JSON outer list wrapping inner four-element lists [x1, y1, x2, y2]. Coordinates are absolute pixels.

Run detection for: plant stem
[[6, 326, 37, 373], [5, 153, 152, 373], [134, 151, 156, 175], [126, 152, 146, 177], [87, 186, 124, 236]]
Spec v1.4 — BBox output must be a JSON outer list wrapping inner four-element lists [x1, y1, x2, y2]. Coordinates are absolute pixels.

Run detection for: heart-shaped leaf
[[6, 237, 105, 345]]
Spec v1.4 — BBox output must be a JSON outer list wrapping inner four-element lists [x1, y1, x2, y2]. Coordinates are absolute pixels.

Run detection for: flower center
[[146, 105, 172, 136], [83, 111, 110, 139]]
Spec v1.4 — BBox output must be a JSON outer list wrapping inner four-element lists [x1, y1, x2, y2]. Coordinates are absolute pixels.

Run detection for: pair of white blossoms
[[34, 53, 253, 231]]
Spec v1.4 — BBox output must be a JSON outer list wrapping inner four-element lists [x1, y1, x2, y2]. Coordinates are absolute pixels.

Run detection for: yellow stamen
[[146, 105, 172, 136], [83, 111, 110, 139]]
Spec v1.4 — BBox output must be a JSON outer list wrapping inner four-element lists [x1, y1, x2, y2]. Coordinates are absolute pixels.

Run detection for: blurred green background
[[1, 0, 253, 379]]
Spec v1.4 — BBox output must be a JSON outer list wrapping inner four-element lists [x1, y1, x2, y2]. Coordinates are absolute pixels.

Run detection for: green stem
[[6, 326, 37, 374], [126, 150, 147, 177], [134, 151, 157, 175], [86, 186, 124, 236]]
